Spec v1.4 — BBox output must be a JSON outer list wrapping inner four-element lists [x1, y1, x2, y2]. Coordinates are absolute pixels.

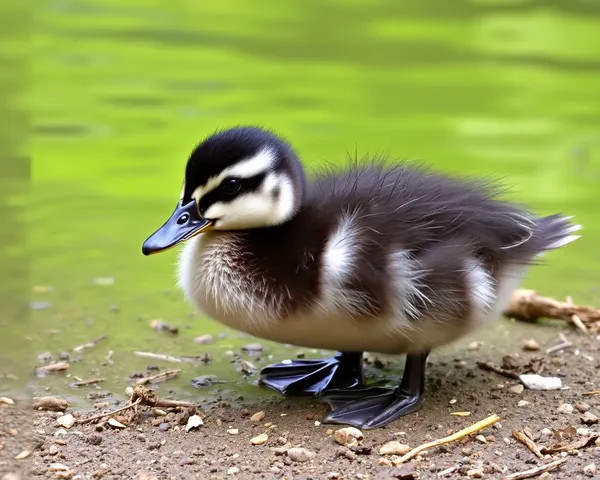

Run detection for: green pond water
[[1, 0, 599, 408]]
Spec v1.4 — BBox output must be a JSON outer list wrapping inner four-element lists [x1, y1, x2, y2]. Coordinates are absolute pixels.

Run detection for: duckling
[[142, 126, 581, 429]]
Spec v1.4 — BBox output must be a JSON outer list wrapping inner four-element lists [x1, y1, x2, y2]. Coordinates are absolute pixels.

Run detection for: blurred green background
[[1, 0, 599, 407]]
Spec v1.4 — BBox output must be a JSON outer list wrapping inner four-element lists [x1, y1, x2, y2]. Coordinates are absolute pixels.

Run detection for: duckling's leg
[[320, 351, 429, 429], [258, 352, 363, 396]]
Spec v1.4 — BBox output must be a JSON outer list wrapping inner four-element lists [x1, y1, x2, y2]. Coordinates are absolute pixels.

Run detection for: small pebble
[[227, 467, 239, 475], [250, 433, 268, 445], [108, 418, 126, 429], [333, 427, 363, 447], [541, 428, 552, 436], [558, 403, 574, 414], [583, 463, 596, 477], [576, 402, 591, 413], [85, 434, 102, 445], [250, 411, 265, 422], [158, 423, 171, 432], [185, 415, 203, 432], [287, 447, 315, 462], [518, 400, 530, 407], [508, 384, 524, 394], [581, 412, 599, 425], [466, 468, 484, 478], [56, 414, 74, 429], [475, 435, 487, 444], [379, 441, 411, 455], [194, 334, 214, 345], [522, 339, 540, 351], [227, 428, 239, 435]]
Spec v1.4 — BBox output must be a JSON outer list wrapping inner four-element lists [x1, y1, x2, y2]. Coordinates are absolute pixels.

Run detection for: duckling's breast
[[177, 232, 285, 329], [176, 227, 524, 354]]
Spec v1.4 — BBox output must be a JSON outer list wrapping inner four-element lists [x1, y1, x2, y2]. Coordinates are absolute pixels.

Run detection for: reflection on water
[[1, 0, 599, 406]]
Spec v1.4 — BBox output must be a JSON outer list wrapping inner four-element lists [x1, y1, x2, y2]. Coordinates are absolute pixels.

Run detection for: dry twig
[[545, 333, 573, 355], [504, 289, 600, 329], [36, 362, 69, 375], [133, 351, 208, 363], [437, 465, 460, 477], [71, 378, 104, 387], [393, 414, 500, 465], [501, 457, 567, 480], [72, 334, 108, 352], [582, 390, 600, 396], [130, 385, 198, 409], [77, 398, 142, 425], [565, 296, 588, 333], [136, 369, 180, 385], [512, 430, 543, 459], [476, 361, 520, 379], [76, 385, 198, 425], [540, 434, 599, 454]]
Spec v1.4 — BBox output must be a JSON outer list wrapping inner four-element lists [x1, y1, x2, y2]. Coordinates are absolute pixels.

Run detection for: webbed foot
[[320, 351, 429, 429], [259, 351, 363, 396]]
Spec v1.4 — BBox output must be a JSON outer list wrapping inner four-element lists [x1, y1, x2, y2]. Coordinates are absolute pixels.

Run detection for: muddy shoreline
[[2, 326, 599, 480]]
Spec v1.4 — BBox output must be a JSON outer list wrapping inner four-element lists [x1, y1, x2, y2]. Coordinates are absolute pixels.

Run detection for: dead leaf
[[541, 435, 599, 454]]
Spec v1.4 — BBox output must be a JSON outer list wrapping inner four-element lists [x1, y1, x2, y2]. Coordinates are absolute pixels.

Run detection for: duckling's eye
[[221, 178, 242, 195]]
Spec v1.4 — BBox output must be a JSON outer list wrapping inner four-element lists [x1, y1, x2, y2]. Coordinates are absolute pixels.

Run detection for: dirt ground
[[2, 328, 600, 480]]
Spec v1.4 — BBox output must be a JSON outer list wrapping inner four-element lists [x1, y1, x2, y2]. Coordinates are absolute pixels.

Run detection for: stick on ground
[[71, 378, 104, 387], [501, 457, 568, 480], [136, 369, 180, 385], [476, 362, 520, 379], [565, 296, 589, 333], [36, 362, 70, 374], [77, 398, 142, 425], [512, 430, 543, 459], [503, 289, 600, 327], [582, 390, 600, 396], [393, 414, 500, 465], [72, 334, 108, 352], [76, 386, 199, 425]]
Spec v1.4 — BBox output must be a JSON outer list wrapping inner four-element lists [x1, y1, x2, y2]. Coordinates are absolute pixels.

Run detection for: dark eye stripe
[[198, 172, 267, 216]]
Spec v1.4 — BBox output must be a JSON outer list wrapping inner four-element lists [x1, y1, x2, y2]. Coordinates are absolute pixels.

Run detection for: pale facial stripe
[[190, 147, 276, 204]]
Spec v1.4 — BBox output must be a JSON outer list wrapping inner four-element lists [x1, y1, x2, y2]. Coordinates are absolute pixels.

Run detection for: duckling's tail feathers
[[536, 214, 582, 252]]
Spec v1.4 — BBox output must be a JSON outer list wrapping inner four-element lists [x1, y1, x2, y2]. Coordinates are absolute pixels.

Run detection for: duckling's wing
[[307, 160, 579, 268]]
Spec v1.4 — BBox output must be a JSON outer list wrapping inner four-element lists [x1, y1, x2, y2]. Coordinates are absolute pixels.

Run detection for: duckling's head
[[142, 126, 305, 255]]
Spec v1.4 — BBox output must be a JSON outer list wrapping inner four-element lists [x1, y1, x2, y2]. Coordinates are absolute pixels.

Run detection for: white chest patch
[[177, 234, 286, 329]]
